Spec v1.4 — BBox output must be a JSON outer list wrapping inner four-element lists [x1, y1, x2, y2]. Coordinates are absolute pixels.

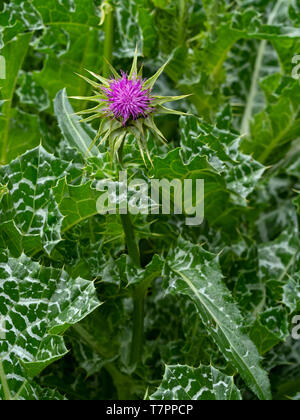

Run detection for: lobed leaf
[[164, 238, 272, 400], [0, 146, 80, 256], [0, 250, 100, 400], [150, 364, 242, 400]]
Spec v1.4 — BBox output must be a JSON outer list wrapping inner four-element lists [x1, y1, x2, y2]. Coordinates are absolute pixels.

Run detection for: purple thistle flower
[[102, 72, 153, 126], [74, 50, 190, 164]]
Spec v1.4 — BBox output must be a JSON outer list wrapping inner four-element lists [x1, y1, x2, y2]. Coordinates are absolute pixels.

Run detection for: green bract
[[71, 47, 190, 164]]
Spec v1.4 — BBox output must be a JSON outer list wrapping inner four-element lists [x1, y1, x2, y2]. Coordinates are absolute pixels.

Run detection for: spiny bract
[[71, 47, 190, 165]]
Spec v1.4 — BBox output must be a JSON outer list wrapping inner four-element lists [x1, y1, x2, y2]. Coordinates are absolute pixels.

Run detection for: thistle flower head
[[72, 47, 190, 165], [102, 72, 153, 125]]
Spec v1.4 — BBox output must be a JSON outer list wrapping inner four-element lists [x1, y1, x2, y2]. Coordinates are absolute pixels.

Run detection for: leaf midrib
[[60, 89, 93, 156], [172, 267, 270, 400]]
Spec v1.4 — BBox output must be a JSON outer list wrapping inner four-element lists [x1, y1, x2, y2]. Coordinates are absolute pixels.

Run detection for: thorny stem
[[120, 211, 146, 369], [102, 5, 145, 369], [177, 0, 186, 45], [120, 214, 141, 266], [129, 283, 147, 368]]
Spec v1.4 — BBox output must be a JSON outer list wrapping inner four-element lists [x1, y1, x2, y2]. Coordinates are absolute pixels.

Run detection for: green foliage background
[[0, 0, 300, 400]]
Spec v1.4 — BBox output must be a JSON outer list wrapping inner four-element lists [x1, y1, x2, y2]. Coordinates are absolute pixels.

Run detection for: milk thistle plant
[[72, 47, 189, 164], [71, 48, 190, 369], [1, 0, 300, 402]]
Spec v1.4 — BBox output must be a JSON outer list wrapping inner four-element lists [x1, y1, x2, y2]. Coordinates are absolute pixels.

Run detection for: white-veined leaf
[[0, 250, 100, 400], [150, 364, 242, 401], [164, 238, 272, 400]]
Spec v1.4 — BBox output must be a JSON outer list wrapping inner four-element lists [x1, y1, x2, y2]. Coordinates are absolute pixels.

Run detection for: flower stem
[[120, 214, 141, 266], [178, 0, 186, 45], [120, 213, 145, 368], [102, 1, 114, 78], [129, 282, 147, 368], [102, 4, 145, 369]]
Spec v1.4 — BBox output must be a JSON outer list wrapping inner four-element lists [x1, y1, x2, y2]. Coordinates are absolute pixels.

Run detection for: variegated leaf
[[150, 365, 242, 400], [164, 238, 271, 400], [0, 146, 80, 256], [0, 249, 100, 400]]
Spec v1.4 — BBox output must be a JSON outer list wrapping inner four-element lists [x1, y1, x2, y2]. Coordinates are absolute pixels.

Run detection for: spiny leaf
[[0, 249, 100, 400], [179, 116, 266, 206], [164, 238, 272, 400], [250, 307, 290, 355], [150, 365, 242, 400], [53, 179, 102, 232], [0, 146, 79, 256]]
